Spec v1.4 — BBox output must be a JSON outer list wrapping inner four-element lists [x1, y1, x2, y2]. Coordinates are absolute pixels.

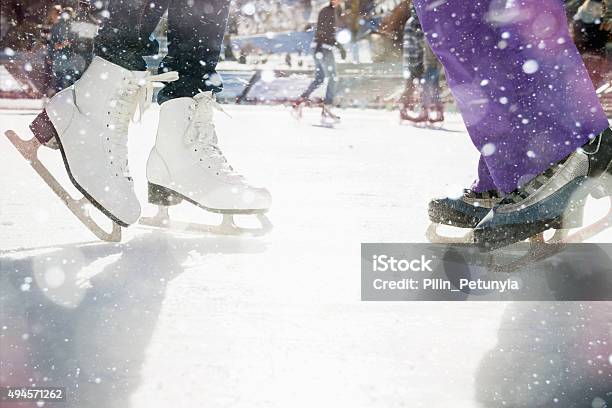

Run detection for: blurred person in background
[[292, 0, 347, 125], [41, 5, 63, 96], [48, 2, 100, 93], [399, 3, 444, 126], [49, 6, 76, 92], [570, 0, 611, 89], [69, 1, 100, 75], [42, 5, 63, 40]]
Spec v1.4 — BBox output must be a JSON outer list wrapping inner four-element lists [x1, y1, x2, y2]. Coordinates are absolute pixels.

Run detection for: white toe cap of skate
[[87, 182, 142, 225], [207, 185, 272, 212]]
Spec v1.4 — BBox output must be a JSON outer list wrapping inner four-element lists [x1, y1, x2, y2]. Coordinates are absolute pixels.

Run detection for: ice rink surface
[[1, 106, 611, 407]]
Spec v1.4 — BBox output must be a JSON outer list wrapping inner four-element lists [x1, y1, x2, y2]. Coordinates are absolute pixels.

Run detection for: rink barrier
[[218, 66, 612, 113]]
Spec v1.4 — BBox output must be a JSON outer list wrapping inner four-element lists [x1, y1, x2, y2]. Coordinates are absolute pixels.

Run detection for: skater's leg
[[472, 156, 498, 193], [400, 7, 428, 122], [157, 0, 231, 103], [412, 0, 609, 193], [402, 7, 425, 81], [94, 0, 167, 71], [422, 47, 440, 107], [139, 0, 171, 57], [321, 50, 337, 106], [299, 53, 326, 101]]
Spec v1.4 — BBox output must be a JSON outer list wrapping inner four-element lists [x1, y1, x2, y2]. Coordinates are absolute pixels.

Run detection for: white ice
[[1, 106, 610, 407]]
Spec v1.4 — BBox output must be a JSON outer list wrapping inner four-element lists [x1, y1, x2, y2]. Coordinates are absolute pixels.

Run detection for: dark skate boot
[[427, 189, 502, 243], [474, 127, 612, 250]]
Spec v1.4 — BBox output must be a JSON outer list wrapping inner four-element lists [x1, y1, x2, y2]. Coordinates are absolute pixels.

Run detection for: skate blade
[[425, 223, 474, 244], [400, 120, 427, 128], [313, 122, 335, 129], [558, 197, 612, 244], [487, 202, 612, 273], [139, 206, 272, 237], [484, 229, 569, 273], [426, 121, 444, 130], [4, 130, 121, 242]]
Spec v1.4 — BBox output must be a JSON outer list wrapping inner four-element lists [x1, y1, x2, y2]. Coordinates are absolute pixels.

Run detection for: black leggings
[[94, 0, 230, 102]]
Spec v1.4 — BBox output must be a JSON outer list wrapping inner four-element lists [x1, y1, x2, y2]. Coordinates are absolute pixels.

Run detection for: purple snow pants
[[412, 0, 609, 193]]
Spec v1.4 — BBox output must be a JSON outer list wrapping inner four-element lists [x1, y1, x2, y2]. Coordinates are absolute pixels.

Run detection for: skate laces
[[107, 71, 179, 177], [581, 132, 603, 156], [189, 92, 242, 180], [502, 134, 605, 205]]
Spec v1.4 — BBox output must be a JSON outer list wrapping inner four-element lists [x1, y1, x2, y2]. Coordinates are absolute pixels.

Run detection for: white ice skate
[[318, 105, 340, 128], [140, 91, 272, 236], [5, 57, 178, 242], [290, 100, 304, 121]]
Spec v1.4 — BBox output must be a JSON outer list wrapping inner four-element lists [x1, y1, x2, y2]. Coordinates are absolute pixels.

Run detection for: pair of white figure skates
[[6, 57, 272, 241]]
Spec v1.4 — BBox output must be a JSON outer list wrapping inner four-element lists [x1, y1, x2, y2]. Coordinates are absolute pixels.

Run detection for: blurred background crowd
[[0, 0, 610, 112]]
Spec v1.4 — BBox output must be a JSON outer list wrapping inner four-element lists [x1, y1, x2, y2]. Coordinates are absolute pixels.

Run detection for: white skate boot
[[320, 105, 340, 127], [141, 91, 272, 235], [5, 56, 178, 241]]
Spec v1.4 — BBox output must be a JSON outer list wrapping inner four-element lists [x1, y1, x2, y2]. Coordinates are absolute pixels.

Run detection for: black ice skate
[[474, 127, 612, 250], [426, 189, 502, 243]]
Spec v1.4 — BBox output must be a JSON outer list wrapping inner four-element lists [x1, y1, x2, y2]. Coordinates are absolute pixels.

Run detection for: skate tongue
[[194, 91, 232, 118], [132, 71, 180, 122]]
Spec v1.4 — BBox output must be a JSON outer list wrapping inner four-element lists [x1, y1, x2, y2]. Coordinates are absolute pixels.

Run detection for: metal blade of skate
[[425, 223, 474, 244], [4, 131, 121, 242], [560, 197, 612, 244], [485, 197, 612, 271], [139, 206, 272, 236], [312, 123, 336, 129]]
